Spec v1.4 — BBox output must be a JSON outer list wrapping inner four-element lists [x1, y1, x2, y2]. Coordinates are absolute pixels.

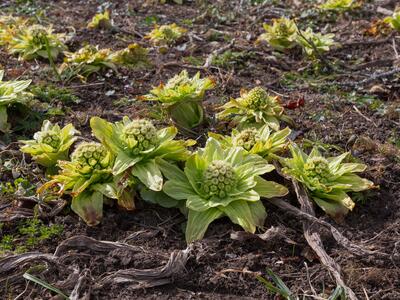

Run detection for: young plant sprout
[[110, 43, 150, 69], [217, 87, 292, 131], [141, 70, 215, 130], [60, 44, 149, 80], [8, 25, 67, 61], [319, 0, 357, 12], [90, 116, 193, 192], [296, 28, 336, 57], [20, 120, 79, 171], [281, 144, 375, 219], [159, 138, 288, 243], [209, 126, 291, 160], [59, 45, 117, 80], [87, 10, 112, 30], [39, 142, 135, 225], [0, 70, 32, 132], [257, 17, 299, 51], [384, 9, 400, 31], [146, 23, 187, 46], [0, 15, 28, 47]]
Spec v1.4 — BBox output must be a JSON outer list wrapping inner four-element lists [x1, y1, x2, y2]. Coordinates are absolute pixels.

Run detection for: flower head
[[233, 128, 259, 151], [122, 119, 158, 154], [71, 142, 111, 172], [37, 131, 62, 149], [202, 160, 237, 198]]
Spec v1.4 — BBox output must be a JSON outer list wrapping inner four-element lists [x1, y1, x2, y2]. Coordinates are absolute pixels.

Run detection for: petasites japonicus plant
[[257, 17, 298, 51], [39, 142, 135, 225], [159, 138, 288, 243], [8, 24, 67, 61], [281, 144, 375, 219], [384, 9, 400, 31], [217, 86, 292, 131], [90, 116, 192, 192], [209, 126, 291, 160], [0, 70, 32, 132], [20, 120, 79, 171], [141, 70, 214, 130]]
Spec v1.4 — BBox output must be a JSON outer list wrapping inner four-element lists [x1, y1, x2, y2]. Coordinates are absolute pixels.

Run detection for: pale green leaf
[[253, 177, 288, 198], [71, 191, 103, 226], [132, 159, 163, 191], [185, 208, 223, 243], [220, 200, 266, 233], [163, 179, 196, 200]]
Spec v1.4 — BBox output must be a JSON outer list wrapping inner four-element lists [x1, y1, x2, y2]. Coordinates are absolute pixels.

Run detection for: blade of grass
[[23, 272, 70, 300], [328, 285, 346, 300]]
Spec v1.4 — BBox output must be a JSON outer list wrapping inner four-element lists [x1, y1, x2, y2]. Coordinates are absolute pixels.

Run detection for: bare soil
[[0, 0, 399, 299]]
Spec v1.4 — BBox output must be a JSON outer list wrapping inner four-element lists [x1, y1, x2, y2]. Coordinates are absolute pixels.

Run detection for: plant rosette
[[257, 17, 299, 51], [159, 138, 288, 243], [0, 70, 32, 132], [217, 86, 293, 131], [141, 70, 215, 130], [281, 143, 376, 219], [90, 116, 193, 192], [20, 120, 79, 170], [39, 142, 135, 225], [209, 126, 291, 160]]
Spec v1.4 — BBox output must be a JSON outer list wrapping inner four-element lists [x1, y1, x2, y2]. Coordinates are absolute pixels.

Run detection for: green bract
[[8, 25, 67, 61], [146, 23, 187, 46], [257, 17, 298, 51], [384, 9, 400, 31], [296, 28, 336, 57], [217, 87, 292, 131], [90, 116, 192, 192], [320, 0, 357, 12], [39, 142, 135, 225], [0, 70, 32, 132], [281, 144, 375, 219], [87, 10, 112, 30], [209, 126, 291, 159], [160, 138, 288, 243], [20, 120, 79, 169], [142, 70, 215, 130]]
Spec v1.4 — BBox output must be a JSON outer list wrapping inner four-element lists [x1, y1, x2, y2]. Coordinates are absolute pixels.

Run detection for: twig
[[304, 262, 318, 297], [294, 21, 333, 70], [68, 82, 105, 89], [203, 39, 236, 68], [292, 180, 358, 300], [352, 105, 378, 127], [325, 67, 400, 87], [267, 198, 390, 259], [392, 38, 399, 59], [341, 33, 395, 47]]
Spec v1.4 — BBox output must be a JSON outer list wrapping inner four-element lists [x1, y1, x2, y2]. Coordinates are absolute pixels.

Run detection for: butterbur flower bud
[[38, 131, 61, 150], [71, 142, 110, 171], [233, 128, 259, 151], [122, 119, 158, 154], [304, 157, 332, 188], [202, 160, 237, 198], [242, 87, 269, 109]]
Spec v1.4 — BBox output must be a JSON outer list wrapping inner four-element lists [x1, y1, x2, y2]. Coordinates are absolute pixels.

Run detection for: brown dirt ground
[[0, 0, 399, 299]]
